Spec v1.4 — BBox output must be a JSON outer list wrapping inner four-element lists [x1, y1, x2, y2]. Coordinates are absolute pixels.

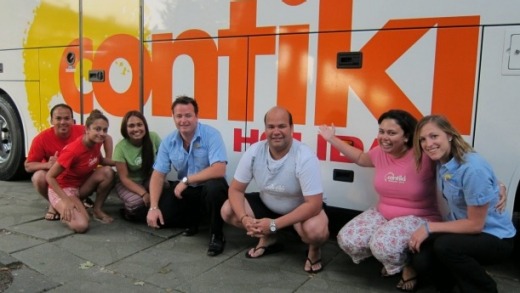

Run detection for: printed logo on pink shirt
[[384, 172, 406, 184]]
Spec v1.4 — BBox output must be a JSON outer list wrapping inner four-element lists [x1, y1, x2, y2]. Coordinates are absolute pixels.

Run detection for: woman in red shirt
[[46, 109, 114, 232]]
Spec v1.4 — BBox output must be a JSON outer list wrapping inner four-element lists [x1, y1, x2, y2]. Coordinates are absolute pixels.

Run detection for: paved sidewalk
[[0, 180, 519, 292]]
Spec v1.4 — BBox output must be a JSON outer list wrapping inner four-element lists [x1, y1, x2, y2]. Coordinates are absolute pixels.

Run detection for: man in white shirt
[[221, 106, 329, 273]]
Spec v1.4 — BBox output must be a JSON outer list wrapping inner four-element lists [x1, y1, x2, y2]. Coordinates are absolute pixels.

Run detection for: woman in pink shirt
[[319, 109, 440, 292]]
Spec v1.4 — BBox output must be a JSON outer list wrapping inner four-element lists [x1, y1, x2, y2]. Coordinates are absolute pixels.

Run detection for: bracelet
[[424, 222, 430, 235], [149, 206, 159, 211], [240, 214, 249, 222]]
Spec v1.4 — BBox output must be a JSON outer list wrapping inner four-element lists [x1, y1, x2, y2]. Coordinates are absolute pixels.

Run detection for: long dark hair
[[378, 109, 418, 149], [121, 111, 154, 178]]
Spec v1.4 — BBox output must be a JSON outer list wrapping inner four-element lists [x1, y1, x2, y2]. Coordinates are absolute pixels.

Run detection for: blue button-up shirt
[[154, 122, 227, 183], [438, 152, 515, 239]]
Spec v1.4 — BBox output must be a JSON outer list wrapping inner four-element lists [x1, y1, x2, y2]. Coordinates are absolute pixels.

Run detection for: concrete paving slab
[[0, 205, 46, 229], [0, 229, 45, 253], [0, 251, 18, 268], [177, 260, 308, 293], [9, 219, 74, 241], [11, 242, 163, 291], [52, 221, 167, 267], [107, 235, 233, 290], [6, 264, 60, 293]]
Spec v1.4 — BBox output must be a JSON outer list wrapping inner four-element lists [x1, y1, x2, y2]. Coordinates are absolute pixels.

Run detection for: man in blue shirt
[[147, 96, 228, 256]]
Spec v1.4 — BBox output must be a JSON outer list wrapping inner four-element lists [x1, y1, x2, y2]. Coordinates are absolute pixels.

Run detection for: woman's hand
[[60, 196, 77, 222], [318, 124, 335, 142], [495, 183, 507, 213], [409, 224, 429, 253], [143, 192, 150, 207]]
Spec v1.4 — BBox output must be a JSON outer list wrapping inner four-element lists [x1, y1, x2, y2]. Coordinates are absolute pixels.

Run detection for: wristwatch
[[181, 176, 189, 185], [269, 219, 277, 233]]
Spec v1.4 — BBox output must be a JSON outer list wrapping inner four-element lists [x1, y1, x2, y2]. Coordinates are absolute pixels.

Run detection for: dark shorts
[[245, 192, 327, 219], [245, 192, 282, 219]]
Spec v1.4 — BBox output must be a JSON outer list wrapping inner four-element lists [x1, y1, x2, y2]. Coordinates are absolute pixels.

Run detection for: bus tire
[[0, 95, 27, 181]]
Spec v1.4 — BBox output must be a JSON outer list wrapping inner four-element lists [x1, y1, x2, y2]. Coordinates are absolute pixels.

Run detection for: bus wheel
[[0, 95, 26, 180]]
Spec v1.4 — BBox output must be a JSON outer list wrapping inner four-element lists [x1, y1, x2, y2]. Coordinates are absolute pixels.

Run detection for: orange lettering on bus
[[277, 25, 310, 125], [150, 30, 218, 119], [93, 34, 151, 116], [315, 1, 479, 134], [219, 0, 276, 121], [314, 0, 353, 126]]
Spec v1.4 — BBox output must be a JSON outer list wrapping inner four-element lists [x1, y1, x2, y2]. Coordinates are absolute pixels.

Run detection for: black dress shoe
[[207, 234, 225, 256], [182, 226, 199, 236]]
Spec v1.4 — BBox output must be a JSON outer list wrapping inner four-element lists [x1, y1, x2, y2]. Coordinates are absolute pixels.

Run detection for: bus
[[1, 0, 520, 227]]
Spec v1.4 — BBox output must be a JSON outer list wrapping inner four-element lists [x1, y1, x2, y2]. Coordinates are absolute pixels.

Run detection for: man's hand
[[248, 218, 270, 238], [146, 209, 164, 228], [47, 151, 58, 169], [174, 182, 187, 199]]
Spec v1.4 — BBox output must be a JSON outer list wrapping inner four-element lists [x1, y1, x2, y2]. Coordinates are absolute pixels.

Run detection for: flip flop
[[83, 198, 94, 208], [396, 275, 418, 292], [304, 257, 323, 273], [245, 242, 284, 258], [44, 211, 60, 221]]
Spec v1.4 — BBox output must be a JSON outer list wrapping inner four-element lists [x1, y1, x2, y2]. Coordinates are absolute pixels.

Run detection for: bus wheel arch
[[0, 91, 27, 180]]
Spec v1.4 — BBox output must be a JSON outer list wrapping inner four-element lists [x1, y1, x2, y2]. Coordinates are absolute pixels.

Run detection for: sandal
[[44, 211, 60, 221], [304, 257, 323, 273], [245, 242, 284, 258], [396, 275, 418, 292], [83, 198, 94, 208]]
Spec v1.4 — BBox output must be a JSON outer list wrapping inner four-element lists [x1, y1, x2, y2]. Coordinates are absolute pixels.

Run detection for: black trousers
[[412, 232, 514, 293], [158, 178, 228, 236]]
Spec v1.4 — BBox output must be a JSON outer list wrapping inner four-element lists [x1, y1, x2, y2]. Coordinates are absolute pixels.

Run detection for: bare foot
[[396, 264, 418, 292], [92, 210, 113, 224]]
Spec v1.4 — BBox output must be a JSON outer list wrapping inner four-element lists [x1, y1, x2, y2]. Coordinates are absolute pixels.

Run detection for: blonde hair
[[414, 115, 473, 169]]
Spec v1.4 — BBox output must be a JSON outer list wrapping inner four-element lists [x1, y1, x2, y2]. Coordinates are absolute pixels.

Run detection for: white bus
[[1, 0, 520, 229]]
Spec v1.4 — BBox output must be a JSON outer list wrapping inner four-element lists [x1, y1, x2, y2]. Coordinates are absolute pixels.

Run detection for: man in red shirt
[[24, 104, 114, 220]]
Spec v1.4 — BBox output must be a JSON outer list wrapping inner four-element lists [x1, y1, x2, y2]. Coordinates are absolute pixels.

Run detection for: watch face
[[270, 222, 276, 232]]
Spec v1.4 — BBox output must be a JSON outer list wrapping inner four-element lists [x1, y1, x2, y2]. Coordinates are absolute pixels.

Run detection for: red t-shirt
[[26, 125, 85, 163], [54, 136, 102, 188]]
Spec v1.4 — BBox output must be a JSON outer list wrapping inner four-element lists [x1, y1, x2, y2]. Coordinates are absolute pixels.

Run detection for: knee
[[302, 222, 329, 244], [432, 236, 452, 258], [204, 179, 228, 203], [220, 200, 236, 224], [70, 218, 89, 234], [101, 166, 115, 180], [32, 171, 47, 186], [337, 225, 357, 253]]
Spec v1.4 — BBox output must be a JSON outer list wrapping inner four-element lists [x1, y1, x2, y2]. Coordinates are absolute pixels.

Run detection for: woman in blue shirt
[[409, 115, 515, 293]]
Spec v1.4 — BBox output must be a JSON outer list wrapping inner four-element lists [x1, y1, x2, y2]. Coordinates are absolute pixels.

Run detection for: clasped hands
[[242, 216, 270, 237]]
